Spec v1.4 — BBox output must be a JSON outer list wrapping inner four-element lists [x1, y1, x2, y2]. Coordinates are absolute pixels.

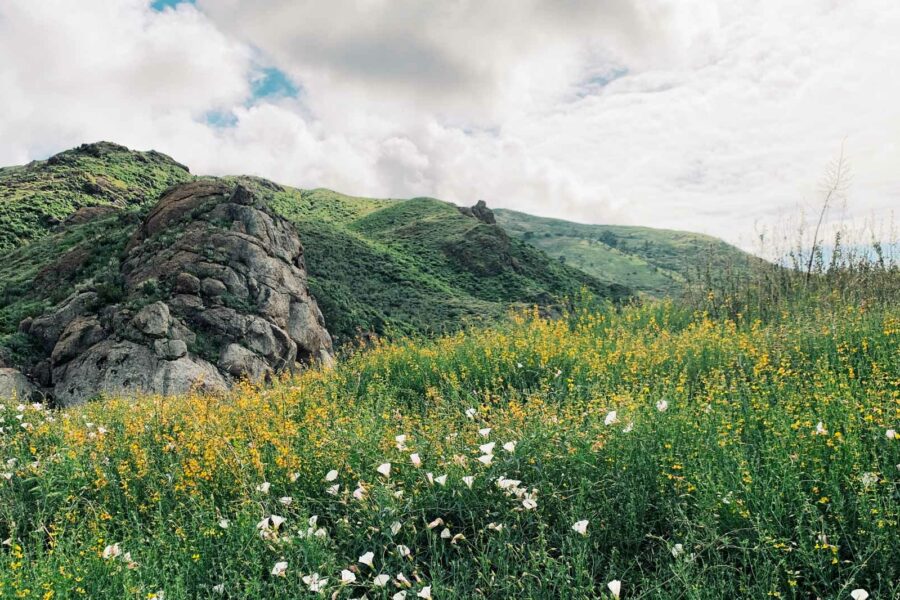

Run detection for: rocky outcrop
[[458, 200, 496, 225], [21, 181, 333, 406]]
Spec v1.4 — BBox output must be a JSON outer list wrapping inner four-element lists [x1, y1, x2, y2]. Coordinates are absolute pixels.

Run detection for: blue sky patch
[[204, 109, 239, 128], [251, 68, 300, 100], [150, 0, 195, 11]]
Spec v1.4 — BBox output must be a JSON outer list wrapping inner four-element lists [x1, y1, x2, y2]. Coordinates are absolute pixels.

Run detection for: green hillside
[[228, 180, 627, 342], [495, 208, 755, 296], [0, 143, 628, 358], [0, 142, 192, 251]]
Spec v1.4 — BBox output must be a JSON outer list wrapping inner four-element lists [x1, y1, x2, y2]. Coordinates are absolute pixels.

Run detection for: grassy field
[[1, 295, 897, 599]]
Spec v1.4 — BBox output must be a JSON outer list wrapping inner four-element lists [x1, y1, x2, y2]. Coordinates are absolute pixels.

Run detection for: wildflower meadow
[[1, 299, 897, 598]]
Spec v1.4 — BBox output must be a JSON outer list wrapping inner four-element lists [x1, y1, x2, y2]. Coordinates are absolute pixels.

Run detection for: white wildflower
[[271, 561, 288, 577], [102, 543, 122, 560], [302, 572, 327, 592]]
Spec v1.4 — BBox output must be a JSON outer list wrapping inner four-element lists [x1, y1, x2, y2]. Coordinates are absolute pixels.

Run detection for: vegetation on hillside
[[0, 145, 630, 360], [217, 179, 629, 343], [1, 288, 897, 598], [495, 209, 755, 297], [0, 142, 191, 251]]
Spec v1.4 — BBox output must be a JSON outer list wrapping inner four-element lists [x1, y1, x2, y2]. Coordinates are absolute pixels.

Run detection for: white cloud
[[0, 0, 898, 249]]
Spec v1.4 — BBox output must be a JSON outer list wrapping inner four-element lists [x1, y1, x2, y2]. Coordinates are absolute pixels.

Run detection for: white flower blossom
[[359, 551, 374, 567]]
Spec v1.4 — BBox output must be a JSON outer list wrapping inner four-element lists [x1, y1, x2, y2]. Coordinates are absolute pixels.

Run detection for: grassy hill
[[0, 143, 627, 360], [230, 180, 625, 343], [495, 208, 755, 296], [0, 142, 191, 251]]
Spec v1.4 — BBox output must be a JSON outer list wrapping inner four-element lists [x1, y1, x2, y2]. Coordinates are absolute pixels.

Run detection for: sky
[[1, 0, 898, 250]]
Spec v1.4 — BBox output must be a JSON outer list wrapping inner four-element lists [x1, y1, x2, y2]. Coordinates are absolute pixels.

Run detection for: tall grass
[[1, 294, 897, 598], [684, 211, 898, 322]]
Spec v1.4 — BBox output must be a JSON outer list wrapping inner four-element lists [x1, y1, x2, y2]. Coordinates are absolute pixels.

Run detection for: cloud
[[0, 0, 251, 161], [0, 0, 898, 250]]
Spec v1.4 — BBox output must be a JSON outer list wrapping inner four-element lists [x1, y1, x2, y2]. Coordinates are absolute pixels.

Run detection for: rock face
[[458, 200, 496, 225], [22, 181, 333, 406], [0, 368, 37, 401]]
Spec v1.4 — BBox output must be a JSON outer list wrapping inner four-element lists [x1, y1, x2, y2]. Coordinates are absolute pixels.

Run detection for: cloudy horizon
[[1, 0, 898, 251]]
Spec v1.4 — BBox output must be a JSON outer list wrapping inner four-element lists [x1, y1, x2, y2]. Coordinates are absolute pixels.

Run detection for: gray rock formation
[[0, 368, 38, 401], [458, 200, 496, 225], [22, 181, 333, 406]]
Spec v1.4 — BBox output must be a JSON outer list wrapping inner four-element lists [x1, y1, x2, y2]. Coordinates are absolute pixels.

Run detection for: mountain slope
[[0, 141, 191, 250], [0, 143, 628, 372], [228, 181, 627, 342], [495, 208, 755, 296]]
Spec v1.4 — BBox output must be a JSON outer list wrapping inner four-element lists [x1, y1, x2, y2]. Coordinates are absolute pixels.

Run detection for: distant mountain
[[494, 208, 755, 297]]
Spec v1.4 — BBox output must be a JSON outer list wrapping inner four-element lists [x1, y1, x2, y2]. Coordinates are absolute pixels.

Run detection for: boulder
[[218, 343, 271, 381], [154, 339, 187, 360], [200, 278, 227, 298], [28, 292, 98, 352], [51, 315, 106, 365], [131, 302, 171, 338], [173, 272, 200, 294], [0, 368, 37, 401], [53, 340, 226, 406]]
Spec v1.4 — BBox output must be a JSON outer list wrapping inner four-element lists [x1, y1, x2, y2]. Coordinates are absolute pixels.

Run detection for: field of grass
[[2, 296, 897, 599]]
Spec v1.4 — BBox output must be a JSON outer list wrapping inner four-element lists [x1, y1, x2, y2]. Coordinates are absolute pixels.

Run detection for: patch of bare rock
[[18, 181, 333, 406]]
